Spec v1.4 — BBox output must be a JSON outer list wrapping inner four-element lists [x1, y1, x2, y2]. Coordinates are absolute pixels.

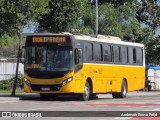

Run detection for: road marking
[[0, 101, 19, 104], [84, 103, 160, 107]]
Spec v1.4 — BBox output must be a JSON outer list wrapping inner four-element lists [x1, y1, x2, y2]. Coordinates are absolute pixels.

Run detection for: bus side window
[[78, 49, 82, 65], [136, 47, 143, 65], [128, 47, 133, 64], [75, 48, 79, 64], [113, 45, 120, 63], [133, 48, 136, 64], [75, 48, 82, 65], [104, 44, 112, 62]]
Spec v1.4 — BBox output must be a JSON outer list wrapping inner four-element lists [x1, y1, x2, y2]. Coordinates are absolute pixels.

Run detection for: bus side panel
[[74, 64, 145, 94]]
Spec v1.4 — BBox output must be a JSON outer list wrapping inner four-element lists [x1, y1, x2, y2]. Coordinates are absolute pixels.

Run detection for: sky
[[23, 26, 34, 33], [155, 27, 160, 36]]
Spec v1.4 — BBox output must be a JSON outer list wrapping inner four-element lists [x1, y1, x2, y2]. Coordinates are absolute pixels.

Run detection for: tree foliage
[[37, 0, 82, 33], [136, 0, 160, 29], [145, 36, 160, 64], [0, 0, 48, 37]]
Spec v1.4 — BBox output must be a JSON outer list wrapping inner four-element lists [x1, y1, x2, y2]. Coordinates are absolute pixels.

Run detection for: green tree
[[0, 0, 48, 96], [145, 36, 160, 64], [80, 1, 140, 39], [37, 0, 82, 33], [136, 0, 160, 29], [135, 0, 160, 64], [0, 0, 49, 36]]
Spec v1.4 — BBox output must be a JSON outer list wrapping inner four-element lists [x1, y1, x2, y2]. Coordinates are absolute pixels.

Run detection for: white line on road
[[0, 101, 19, 104]]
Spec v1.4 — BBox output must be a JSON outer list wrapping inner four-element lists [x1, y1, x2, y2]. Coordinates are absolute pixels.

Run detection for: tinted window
[[94, 43, 101, 61], [136, 48, 143, 64], [122, 46, 128, 64], [113, 46, 121, 63], [133, 48, 136, 63], [128, 48, 133, 64], [104, 44, 112, 62], [84, 43, 93, 61], [100, 44, 103, 61]]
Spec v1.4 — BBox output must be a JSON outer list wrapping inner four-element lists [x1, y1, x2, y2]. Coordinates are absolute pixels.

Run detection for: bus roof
[[74, 34, 144, 47], [23, 33, 144, 47]]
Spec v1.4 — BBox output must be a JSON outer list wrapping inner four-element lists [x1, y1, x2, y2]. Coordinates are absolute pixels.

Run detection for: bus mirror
[[78, 49, 82, 58], [19, 49, 24, 64], [22, 46, 26, 49], [19, 49, 22, 58]]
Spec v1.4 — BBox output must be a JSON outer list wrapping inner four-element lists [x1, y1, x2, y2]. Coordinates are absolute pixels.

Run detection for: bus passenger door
[[74, 48, 84, 92]]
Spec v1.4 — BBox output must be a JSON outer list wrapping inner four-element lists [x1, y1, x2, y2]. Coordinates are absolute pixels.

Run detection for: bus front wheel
[[112, 80, 127, 98], [80, 81, 90, 101]]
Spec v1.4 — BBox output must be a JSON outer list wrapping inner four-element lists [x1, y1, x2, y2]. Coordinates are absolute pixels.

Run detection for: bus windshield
[[25, 46, 73, 71]]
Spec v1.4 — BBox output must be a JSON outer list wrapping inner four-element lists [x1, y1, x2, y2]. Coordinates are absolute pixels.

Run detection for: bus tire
[[90, 94, 98, 100], [112, 80, 127, 98], [80, 81, 90, 101]]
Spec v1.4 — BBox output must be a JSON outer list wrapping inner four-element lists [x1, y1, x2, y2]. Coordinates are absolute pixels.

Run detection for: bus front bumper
[[24, 81, 75, 94]]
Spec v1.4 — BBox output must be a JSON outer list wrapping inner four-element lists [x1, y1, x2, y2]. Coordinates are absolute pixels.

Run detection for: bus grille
[[31, 84, 61, 91]]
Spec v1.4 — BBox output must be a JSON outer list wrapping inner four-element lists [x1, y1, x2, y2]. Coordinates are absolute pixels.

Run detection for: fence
[[0, 58, 24, 81]]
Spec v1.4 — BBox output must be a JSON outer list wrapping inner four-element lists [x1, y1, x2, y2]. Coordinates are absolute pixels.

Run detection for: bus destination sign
[[32, 37, 66, 43]]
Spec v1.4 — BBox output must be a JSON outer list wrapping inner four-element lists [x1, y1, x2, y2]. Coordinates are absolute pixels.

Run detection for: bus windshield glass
[[25, 46, 73, 71]]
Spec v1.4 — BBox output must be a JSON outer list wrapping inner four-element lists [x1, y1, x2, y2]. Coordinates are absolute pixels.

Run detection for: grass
[[0, 87, 24, 94]]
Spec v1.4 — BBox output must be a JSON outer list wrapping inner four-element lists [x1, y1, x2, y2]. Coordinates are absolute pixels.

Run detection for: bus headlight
[[24, 78, 31, 86], [62, 77, 73, 87]]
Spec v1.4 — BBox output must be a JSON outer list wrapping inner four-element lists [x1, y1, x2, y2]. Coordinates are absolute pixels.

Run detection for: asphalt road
[[0, 91, 160, 120]]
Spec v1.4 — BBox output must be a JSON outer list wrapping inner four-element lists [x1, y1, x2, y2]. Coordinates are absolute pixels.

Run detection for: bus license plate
[[41, 87, 50, 91]]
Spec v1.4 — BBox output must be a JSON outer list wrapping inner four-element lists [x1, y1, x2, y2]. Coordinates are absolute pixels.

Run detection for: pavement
[[0, 91, 159, 101]]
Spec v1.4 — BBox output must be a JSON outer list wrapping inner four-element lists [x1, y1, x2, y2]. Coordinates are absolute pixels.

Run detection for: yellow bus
[[23, 33, 145, 101]]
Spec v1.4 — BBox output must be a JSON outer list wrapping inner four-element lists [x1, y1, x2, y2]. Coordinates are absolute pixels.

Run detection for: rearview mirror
[[78, 49, 82, 58], [22, 46, 26, 49], [19, 48, 24, 64]]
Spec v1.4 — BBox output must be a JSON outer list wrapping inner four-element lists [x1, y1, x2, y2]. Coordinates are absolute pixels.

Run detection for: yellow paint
[[24, 64, 145, 94]]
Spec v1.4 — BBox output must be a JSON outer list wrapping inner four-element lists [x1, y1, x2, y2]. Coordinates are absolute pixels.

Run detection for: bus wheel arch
[[80, 77, 93, 101], [112, 79, 128, 98]]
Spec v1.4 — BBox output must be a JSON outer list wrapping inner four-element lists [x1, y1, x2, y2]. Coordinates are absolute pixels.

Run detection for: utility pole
[[95, 0, 98, 38], [11, 32, 22, 96]]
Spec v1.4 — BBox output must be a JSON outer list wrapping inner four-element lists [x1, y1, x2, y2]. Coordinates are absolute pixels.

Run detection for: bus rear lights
[[62, 77, 73, 86], [24, 78, 31, 86]]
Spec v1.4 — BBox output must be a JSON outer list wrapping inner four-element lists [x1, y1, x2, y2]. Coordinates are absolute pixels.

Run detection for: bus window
[[104, 44, 112, 62], [100, 44, 103, 61], [94, 43, 101, 61], [75, 48, 79, 64], [133, 48, 136, 63], [128, 47, 133, 64], [26, 46, 73, 71], [136, 48, 143, 65], [122, 46, 128, 64], [127, 47, 129, 63], [113, 46, 121, 63], [84, 43, 93, 62]]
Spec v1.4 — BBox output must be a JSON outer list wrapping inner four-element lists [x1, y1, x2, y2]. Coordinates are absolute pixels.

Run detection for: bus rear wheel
[[112, 80, 127, 98], [80, 81, 90, 101]]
